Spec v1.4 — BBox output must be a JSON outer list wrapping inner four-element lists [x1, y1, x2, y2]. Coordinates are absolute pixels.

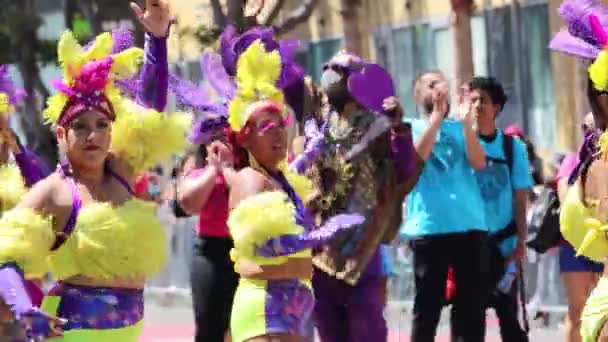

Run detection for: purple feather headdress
[[0, 65, 26, 113], [220, 25, 304, 89], [171, 23, 308, 145], [549, 0, 608, 59], [103, 27, 147, 101], [168, 51, 236, 145]]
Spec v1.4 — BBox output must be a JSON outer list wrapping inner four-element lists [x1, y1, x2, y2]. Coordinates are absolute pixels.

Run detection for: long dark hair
[[227, 129, 250, 171], [587, 77, 608, 131]]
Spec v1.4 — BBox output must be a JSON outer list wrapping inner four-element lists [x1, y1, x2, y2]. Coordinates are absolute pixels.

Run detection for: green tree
[[0, 0, 58, 167]]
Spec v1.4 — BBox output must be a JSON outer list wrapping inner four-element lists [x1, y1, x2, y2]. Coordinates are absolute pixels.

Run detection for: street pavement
[[141, 296, 564, 341]]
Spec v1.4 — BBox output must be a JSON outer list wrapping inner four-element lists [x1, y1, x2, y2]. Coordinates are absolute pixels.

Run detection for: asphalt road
[[141, 296, 565, 342]]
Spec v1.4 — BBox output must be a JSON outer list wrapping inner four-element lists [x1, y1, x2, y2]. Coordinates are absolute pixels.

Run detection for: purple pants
[[312, 252, 388, 342]]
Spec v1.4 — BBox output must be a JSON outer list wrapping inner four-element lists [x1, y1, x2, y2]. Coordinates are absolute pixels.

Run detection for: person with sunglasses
[[225, 41, 363, 342], [296, 51, 419, 342], [168, 17, 306, 340]]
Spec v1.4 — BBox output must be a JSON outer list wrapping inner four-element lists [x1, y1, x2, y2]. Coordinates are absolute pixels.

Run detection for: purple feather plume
[[168, 73, 222, 114], [0, 65, 25, 106], [83, 25, 135, 54], [200, 52, 236, 100], [550, 0, 608, 58], [549, 30, 601, 59], [305, 213, 365, 243], [219, 24, 304, 89], [188, 115, 228, 145], [289, 119, 327, 174], [255, 213, 365, 257], [220, 25, 239, 77]]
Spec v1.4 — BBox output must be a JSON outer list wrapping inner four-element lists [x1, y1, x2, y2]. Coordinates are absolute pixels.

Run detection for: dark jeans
[[190, 236, 239, 342], [489, 281, 529, 342], [409, 230, 490, 342], [312, 269, 387, 342]]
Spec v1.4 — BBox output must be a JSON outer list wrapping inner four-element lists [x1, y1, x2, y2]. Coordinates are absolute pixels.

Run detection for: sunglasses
[[255, 117, 291, 134]]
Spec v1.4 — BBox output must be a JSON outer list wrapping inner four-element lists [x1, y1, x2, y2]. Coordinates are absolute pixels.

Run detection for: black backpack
[[526, 186, 561, 253]]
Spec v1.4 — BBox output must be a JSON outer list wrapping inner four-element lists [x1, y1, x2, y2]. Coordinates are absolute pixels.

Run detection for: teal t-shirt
[[476, 131, 533, 256], [401, 119, 487, 238]]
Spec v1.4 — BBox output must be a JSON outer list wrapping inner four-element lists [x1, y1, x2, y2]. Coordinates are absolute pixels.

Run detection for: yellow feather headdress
[[227, 40, 286, 132], [43, 30, 143, 126]]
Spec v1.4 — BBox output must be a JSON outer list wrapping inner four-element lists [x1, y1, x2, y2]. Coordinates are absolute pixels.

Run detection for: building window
[[391, 24, 432, 116], [522, 3, 556, 149], [432, 17, 488, 93]]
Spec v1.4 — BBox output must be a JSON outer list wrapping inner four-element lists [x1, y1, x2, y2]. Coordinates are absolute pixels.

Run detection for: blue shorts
[[559, 242, 604, 273]]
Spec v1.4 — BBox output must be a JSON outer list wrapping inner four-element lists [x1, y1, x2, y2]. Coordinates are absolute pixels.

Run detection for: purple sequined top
[[568, 128, 601, 185]]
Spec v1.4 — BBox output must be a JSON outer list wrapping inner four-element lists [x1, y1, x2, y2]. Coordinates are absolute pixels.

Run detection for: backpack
[[525, 186, 561, 253]]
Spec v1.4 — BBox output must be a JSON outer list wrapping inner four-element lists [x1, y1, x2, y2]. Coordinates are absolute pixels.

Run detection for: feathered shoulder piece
[[227, 40, 285, 132], [44, 30, 144, 126]]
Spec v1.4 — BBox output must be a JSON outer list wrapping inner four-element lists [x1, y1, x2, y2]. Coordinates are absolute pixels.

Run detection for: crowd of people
[[1, 0, 608, 341]]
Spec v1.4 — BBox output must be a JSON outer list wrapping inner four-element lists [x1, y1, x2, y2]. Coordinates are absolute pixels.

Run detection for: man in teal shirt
[[402, 71, 488, 342], [470, 76, 532, 341]]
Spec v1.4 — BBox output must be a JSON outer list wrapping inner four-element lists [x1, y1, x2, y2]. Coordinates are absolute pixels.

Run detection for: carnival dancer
[[166, 20, 305, 341], [0, 65, 52, 314], [0, 0, 192, 340], [297, 52, 419, 342], [225, 41, 363, 342], [550, 1, 608, 341], [172, 62, 237, 342]]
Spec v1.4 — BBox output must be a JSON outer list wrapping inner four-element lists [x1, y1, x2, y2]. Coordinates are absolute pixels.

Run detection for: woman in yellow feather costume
[[225, 41, 363, 342], [0, 1, 191, 341], [550, 1, 608, 341], [0, 64, 54, 323]]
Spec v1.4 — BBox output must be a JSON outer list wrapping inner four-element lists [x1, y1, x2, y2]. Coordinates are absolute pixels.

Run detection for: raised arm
[[9, 134, 51, 187], [130, 0, 171, 111], [459, 94, 485, 170], [462, 118, 485, 170], [415, 88, 447, 162], [178, 141, 232, 214]]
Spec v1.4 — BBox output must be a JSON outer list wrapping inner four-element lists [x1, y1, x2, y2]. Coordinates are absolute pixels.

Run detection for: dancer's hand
[[382, 96, 404, 128], [130, 0, 172, 38], [18, 308, 66, 341], [244, 0, 265, 17]]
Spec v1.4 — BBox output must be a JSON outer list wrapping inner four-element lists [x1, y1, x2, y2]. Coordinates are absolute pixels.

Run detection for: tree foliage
[[0, 0, 58, 167], [188, 0, 319, 48]]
